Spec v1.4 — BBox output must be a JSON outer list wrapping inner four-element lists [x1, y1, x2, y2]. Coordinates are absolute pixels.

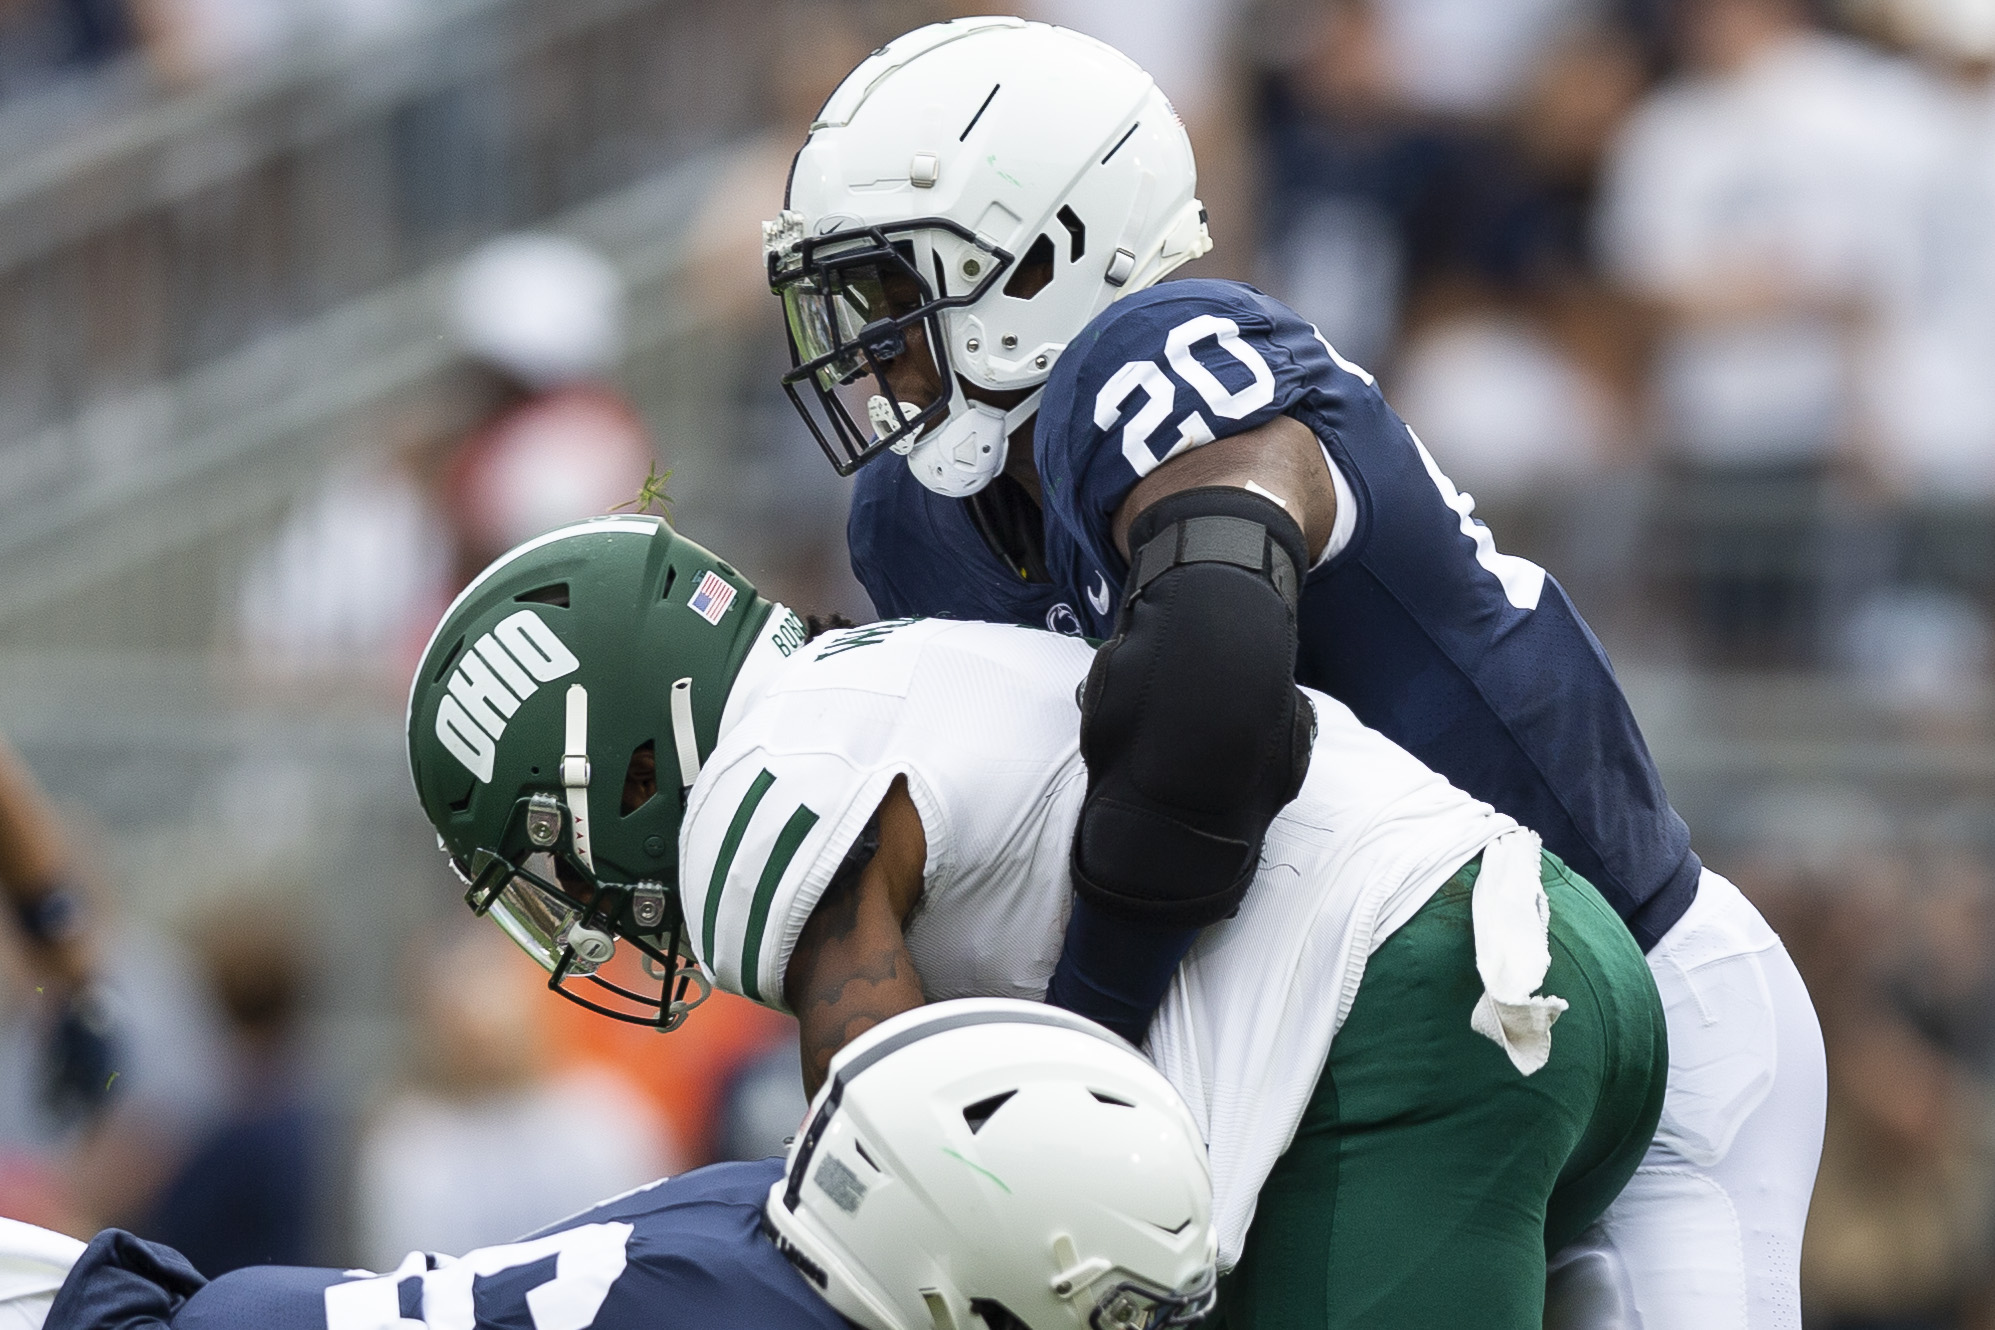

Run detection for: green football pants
[[1215, 851, 1667, 1330]]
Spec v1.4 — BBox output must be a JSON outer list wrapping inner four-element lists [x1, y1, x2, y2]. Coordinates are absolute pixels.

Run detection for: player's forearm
[[1058, 484, 1314, 1042], [0, 741, 92, 987], [0, 739, 70, 900], [1044, 897, 1199, 1045], [785, 864, 926, 1098]]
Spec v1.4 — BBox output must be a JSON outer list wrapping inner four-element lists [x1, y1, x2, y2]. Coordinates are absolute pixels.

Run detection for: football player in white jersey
[[407, 517, 1666, 1330]]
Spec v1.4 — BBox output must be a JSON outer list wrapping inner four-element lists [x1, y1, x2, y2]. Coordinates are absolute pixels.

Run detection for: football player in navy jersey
[[765, 16, 1825, 1329], [0, 1003, 1217, 1330]]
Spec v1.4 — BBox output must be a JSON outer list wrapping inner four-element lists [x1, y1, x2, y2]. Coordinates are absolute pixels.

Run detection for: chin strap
[[562, 683, 594, 871], [901, 387, 1043, 498], [670, 676, 700, 791]]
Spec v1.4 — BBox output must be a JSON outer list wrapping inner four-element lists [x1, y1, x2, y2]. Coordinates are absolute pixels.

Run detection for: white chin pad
[[905, 397, 1033, 498]]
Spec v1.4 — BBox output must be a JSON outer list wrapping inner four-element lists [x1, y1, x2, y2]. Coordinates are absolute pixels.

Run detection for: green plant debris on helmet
[[407, 515, 795, 1031]]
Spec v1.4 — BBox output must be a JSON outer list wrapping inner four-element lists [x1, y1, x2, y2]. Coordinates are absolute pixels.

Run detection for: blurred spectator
[[1392, 294, 1620, 501], [440, 233, 655, 582], [352, 923, 677, 1268], [126, 0, 412, 84], [125, 0, 291, 82], [1597, 0, 1949, 469], [1599, 0, 1958, 664], [0, 0, 131, 102], [546, 988, 796, 1166], [1249, 1, 1631, 366], [1804, 1008, 1995, 1327], [135, 899, 321, 1275], [237, 232, 655, 680], [1369, 0, 1602, 118], [235, 454, 455, 681], [0, 746, 232, 1248], [1857, 0, 1995, 502], [0, 737, 118, 1134], [1741, 838, 1995, 1328], [671, 0, 879, 619]]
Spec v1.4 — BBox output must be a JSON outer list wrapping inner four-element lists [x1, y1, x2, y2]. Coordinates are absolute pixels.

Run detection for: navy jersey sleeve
[[146, 1161, 847, 1330], [43, 1229, 207, 1330], [1039, 279, 1700, 949], [1037, 278, 1368, 604], [848, 451, 1071, 630]]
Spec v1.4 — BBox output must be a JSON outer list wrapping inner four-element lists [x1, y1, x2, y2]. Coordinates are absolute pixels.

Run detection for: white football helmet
[[763, 999, 1217, 1330], [764, 17, 1210, 497]]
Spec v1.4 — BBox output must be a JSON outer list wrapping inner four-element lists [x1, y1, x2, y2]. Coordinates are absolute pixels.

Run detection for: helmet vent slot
[[516, 582, 570, 608], [446, 788, 472, 814], [962, 1089, 1016, 1134], [431, 636, 465, 682], [1090, 1090, 1134, 1107], [968, 1299, 1030, 1330], [1057, 206, 1085, 261], [621, 740, 657, 816], [660, 565, 678, 601], [1002, 234, 1055, 300], [959, 83, 1000, 141], [1101, 121, 1140, 166], [853, 1138, 882, 1172]]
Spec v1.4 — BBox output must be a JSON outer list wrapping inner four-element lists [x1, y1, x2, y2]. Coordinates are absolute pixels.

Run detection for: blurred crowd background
[[0, 0, 1991, 1323]]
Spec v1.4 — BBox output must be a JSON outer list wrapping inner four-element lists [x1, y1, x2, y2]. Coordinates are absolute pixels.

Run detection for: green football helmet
[[407, 515, 803, 1031]]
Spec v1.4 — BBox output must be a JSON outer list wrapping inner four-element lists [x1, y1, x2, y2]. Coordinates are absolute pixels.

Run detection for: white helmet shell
[[452, 233, 626, 388], [763, 999, 1217, 1330], [770, 17, 1210, 495]]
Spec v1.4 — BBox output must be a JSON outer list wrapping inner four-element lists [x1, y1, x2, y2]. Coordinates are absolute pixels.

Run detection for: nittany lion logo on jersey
[[433, 609, 580, 781]]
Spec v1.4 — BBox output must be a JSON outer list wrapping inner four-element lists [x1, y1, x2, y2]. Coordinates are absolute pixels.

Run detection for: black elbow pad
[[1072, 486, 1316, 928]]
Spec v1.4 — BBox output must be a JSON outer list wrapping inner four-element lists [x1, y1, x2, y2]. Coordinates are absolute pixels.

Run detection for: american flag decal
[[687, 571, 736, 625]]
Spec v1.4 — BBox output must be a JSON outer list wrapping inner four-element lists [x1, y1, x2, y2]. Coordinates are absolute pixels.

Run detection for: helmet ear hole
[[621, 740, 658, 815], [1001, 234, 1056, 299]]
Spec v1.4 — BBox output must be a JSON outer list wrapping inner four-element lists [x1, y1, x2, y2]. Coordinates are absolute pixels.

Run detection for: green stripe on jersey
[[703, 769, 777, 967], [740, 803, 821, 1005]]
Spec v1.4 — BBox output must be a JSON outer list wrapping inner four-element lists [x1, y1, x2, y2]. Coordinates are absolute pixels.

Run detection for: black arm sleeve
[[1045, 486, 1315, 1042]]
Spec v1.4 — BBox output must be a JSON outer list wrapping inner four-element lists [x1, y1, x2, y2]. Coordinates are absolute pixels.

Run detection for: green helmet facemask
[[407, 515, 805, 1031]]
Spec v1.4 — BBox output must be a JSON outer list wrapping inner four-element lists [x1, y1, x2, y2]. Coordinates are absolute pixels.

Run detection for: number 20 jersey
[[855, 278, 1698, 951]]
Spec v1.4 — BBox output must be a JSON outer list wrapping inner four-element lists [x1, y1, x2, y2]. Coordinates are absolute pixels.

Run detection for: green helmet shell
[[407, 515, 784, 1028]]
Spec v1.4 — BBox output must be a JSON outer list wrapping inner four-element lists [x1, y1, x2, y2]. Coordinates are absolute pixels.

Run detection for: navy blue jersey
[[849, 439, 1084, 634], [858, 278, 1698, 950], [48, 1160, 850, 1330]]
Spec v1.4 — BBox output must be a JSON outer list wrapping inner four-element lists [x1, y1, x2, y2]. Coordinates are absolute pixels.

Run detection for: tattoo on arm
[[785, 808, 926, 1097]]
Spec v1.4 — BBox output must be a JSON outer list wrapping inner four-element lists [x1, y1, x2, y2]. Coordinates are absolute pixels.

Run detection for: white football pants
[[1547, 869, 1827, 1330], [0, 1219, 82, 1330]]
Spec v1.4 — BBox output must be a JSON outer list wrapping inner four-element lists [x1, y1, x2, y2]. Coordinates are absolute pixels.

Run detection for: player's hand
[[40, 984, 122, 1127]]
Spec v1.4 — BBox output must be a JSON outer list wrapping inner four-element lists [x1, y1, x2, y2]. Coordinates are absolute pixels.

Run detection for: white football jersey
[[680, 618, 1515, 1264]]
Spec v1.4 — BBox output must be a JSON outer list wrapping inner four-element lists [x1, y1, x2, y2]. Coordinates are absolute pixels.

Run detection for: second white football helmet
[[763, 999, 1217, 1330], [764, 17, 1210, 496]]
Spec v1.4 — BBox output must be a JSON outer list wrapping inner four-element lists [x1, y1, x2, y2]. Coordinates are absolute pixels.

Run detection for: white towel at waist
[[1468, 829, 1569, 1075]]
